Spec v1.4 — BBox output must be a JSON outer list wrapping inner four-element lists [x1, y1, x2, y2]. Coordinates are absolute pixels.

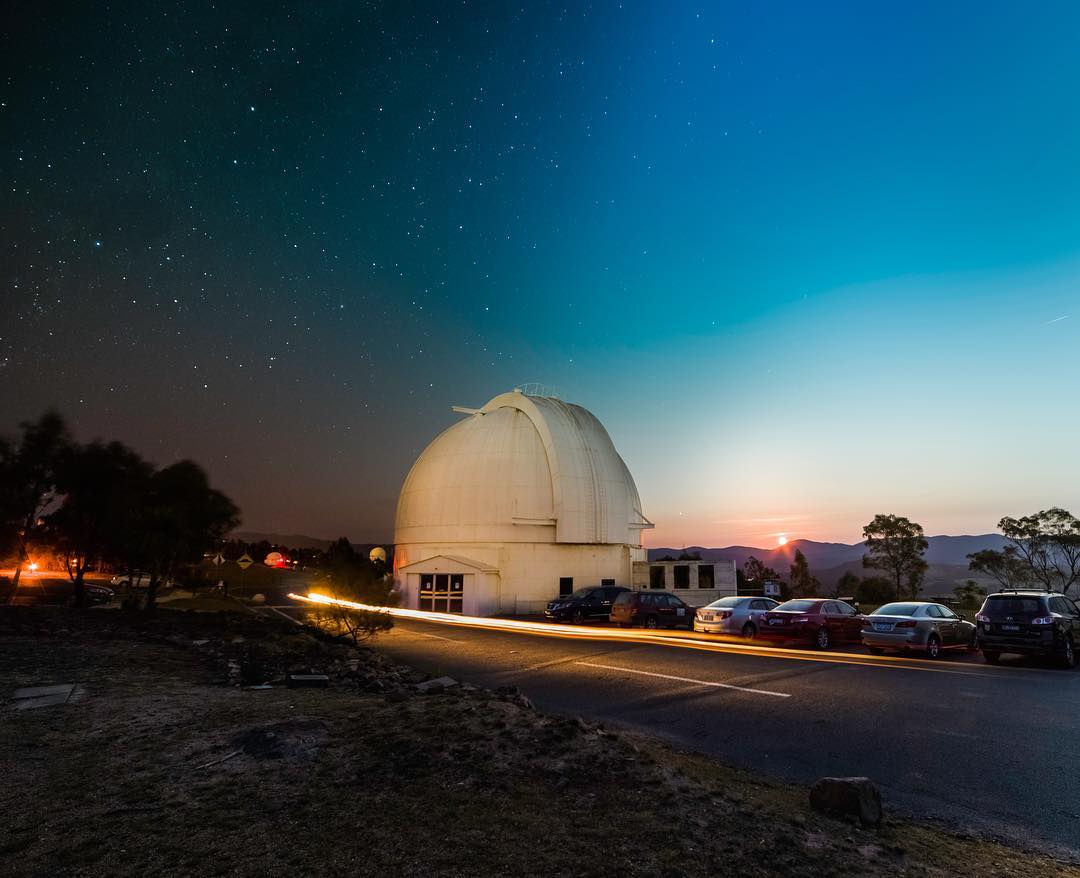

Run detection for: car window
[[821, 602, 837, 615], [777, 600, 818, 612], [662, 595, 679, 608], [706, 597, 742, 609], [984, 595, 1042, 615], [1064, 598, 1080, 616], [836, 602, 857, 616], [873, 603, 921, 616], [750, 600, 768, 610], [1049, 597, 1069, 614], [937, 605, 958, 619], [613, 592, 634, 606], [925, 605, 943, 618]]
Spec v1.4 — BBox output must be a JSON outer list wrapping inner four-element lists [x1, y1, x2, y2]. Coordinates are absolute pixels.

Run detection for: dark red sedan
[[756, 599, 864, 649]]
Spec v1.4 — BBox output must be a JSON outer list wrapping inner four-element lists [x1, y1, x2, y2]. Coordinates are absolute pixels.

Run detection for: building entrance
[[419, 573, 464, 613]]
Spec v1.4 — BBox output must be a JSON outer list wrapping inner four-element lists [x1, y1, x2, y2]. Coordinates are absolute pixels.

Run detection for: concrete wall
[[631, 559, 738, 607]]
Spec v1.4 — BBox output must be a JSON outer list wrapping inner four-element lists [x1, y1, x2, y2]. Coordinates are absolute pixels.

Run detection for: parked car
[[84, 583, 115, 604], [757, 599, 864, 649], [694, 596, 779, 637], [976, 591, 1080, 668], [610, 591, 694, 629], [862, 601, 976, 658], [544, 586, 630, 623]]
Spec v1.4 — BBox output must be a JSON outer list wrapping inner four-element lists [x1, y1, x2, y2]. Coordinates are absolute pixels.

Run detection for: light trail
[[286, 591, 1013, 677]]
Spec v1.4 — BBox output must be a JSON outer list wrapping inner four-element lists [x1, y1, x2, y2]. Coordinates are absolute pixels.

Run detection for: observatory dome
[[395, 390, 650, 548]]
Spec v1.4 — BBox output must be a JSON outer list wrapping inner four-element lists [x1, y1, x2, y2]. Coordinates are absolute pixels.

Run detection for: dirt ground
[[0, 607, 1076, 878]]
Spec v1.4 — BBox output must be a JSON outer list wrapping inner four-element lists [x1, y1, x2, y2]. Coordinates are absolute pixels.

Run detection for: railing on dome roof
[[515, 382, 561, 399]]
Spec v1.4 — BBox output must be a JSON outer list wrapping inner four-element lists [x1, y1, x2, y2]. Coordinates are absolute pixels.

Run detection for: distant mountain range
[[648, 535, 1009, 596], [648, 535, 1007, 569]]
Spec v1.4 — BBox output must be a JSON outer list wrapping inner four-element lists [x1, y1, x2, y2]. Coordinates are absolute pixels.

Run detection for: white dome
[[395, 391, 650, 547]]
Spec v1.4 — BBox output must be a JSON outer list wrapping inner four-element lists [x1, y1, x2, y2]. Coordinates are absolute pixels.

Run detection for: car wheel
[[982, 650, 1000, 665], [867, 647, 884, 655], [815, 627, 831, 650], [644, 616, 659, 630], [572, 608, 586, 625], [925, 634, 941, 660], [1060, 636, 1076, 669], [741, 622, 757, 639]]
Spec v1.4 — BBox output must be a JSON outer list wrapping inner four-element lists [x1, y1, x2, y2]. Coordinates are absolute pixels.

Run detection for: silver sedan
[[861, 602, 976, 658], [694, 596, 779, 638]]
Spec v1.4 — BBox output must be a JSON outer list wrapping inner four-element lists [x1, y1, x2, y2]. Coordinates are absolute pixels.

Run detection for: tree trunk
[[73, 567, 86, 608], [145, 574, 161, 610]]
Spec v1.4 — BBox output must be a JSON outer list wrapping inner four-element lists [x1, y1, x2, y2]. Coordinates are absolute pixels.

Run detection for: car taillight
[[793, 617, 809, 624], [1031, 616, 1055, 625], [975, 613, 989, 622], [895, 620, 917, 628]]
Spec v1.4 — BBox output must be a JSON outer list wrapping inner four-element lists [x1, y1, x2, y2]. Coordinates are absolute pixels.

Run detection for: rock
[[286, 673, 330, 688], [809, 777, 883, 828], [416, 675, 459, 693]]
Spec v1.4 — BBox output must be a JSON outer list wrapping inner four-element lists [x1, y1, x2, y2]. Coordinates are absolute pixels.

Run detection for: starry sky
[[4, 2, 1079, 548]]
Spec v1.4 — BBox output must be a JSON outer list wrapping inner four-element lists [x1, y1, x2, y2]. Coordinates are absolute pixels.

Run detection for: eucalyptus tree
[[862, 514, 928, 601]]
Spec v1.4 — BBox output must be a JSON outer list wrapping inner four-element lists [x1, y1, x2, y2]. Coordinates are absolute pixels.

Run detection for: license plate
[[701, 614, 713, 622], [769, 618, 783, 625], [1001, 624, 1020, 632], [873, 623, 893, 632]]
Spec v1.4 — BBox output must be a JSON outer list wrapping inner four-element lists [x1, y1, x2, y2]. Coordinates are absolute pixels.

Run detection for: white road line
[[263, 605, 303, 625], [574, 661, 792, 698], [412, 630, 463, 643]]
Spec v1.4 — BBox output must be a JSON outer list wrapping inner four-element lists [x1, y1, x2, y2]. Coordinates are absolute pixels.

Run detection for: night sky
[[4, 2, 1079, 546]]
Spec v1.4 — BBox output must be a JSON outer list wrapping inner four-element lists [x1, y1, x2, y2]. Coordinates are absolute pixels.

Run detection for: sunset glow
[[777, 535, 788, 546]]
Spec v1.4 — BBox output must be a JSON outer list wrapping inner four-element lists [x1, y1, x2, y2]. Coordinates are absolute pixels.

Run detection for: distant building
[[632, 558, 738, 605], [394, 389, 653, 615]]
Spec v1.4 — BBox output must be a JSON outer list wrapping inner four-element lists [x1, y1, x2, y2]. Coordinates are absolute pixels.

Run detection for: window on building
[[649, 566, 665, 589], [697, 564, 715, 590], [601, 578, 615, 586], [419, 574, 434, 612], [673, 565, 690, 589], [559, 577, 574, 596]]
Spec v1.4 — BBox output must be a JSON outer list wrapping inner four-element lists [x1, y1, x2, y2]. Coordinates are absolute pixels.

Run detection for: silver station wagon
[[862, 601, 977, 658]]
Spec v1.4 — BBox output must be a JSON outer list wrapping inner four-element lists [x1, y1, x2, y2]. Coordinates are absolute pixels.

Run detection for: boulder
[[809, 777, 883, 827], [415, 675, 459, 693]]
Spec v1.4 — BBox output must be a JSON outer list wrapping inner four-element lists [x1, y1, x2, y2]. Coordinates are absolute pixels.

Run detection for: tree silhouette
[[47, 440, 152, 607], [862, 514, 928, 601], [0, 411, 71, 592], [137, 461, 240, 609]]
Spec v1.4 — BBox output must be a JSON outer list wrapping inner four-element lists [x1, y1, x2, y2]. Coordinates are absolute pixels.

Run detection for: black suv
[[976, 591, 1080, 668], [545, 586, 630, 624]]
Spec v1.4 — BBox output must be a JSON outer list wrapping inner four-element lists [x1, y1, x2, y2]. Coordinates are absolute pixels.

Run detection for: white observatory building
[[393, 389, 653, 615]]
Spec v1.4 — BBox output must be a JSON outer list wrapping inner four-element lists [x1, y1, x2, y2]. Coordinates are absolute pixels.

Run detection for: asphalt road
[[367, 614, 1080, 860]]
